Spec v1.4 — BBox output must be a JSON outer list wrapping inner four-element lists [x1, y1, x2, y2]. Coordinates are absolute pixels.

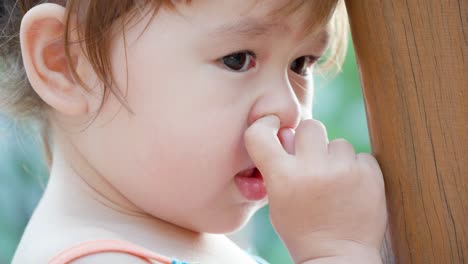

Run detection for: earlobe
[[20, 3, 88, 116]]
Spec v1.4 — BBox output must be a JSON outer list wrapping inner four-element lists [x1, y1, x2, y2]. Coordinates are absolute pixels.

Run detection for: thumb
[[244, 115, 290, 182]]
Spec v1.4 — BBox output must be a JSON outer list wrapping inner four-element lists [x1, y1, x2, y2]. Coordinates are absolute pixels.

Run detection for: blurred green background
[[0, 39, 369, 264]]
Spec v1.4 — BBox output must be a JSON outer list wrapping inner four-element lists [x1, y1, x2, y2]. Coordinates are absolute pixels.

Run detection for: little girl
[[1, 0, 388, 263]]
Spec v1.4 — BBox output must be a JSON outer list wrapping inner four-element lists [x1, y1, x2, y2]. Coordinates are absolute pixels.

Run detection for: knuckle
[[298, 118, 323, 130], [297, 119, 327, 138], [328, 139, 356, 160], [357, 153, 379, 169], [335, 160, 355, 176], [356, 153, 385, 186], [356, 153, 374, 170], [329, 138, 354, 150], [330, 138, 350, 146]]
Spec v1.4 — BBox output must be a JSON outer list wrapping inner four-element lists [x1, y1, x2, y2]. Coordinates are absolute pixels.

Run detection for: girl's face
[[72, 0, 329, 233]]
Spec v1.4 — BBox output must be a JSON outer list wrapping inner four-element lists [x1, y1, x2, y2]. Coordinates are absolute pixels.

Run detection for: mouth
[[234, 166, 266, 201], [236, 166, 262, 179]]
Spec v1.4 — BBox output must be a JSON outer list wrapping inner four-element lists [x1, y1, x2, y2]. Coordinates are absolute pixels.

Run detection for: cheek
[[123, 109, 245, 209], [135, 110, 241, 178]]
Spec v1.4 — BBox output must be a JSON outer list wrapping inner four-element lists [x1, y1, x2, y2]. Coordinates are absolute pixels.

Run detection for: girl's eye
[[290, 56, 318, 76], [221, 51, 256, 72]]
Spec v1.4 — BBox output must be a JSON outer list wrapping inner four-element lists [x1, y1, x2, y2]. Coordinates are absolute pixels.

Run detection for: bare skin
[[12, 1, 387, 263]]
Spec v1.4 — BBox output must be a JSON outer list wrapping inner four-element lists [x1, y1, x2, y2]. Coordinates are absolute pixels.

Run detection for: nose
[[247, 76, 301, 130]]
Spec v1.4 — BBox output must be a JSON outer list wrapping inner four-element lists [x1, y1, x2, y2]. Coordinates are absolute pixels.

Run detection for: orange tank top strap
[[48, 239, 193, 264]]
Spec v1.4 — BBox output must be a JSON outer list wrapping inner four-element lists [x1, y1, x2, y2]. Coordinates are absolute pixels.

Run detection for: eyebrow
[[207, 18, 330, 46], [208, 18, 291, 39]]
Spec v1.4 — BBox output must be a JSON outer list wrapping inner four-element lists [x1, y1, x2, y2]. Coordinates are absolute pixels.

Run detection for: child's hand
[[244, 115, 387, 263]]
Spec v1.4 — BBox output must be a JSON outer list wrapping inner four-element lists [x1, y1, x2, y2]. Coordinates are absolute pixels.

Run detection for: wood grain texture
[[344, 1, 467, 263]]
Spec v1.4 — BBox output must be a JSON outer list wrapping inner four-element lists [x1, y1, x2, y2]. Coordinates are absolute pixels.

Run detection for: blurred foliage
[[0, 39, 368, 264]]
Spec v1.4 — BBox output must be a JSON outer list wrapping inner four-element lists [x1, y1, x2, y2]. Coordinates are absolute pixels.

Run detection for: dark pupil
[[291, 57, 306, 75], [223, 53, 246, 71]]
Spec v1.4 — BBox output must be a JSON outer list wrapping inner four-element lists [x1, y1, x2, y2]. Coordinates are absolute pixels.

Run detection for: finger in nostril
[[277, 128, 296, 155]]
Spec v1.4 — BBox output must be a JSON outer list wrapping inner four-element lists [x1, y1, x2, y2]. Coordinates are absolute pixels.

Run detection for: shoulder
[[48, 237, 157, 264], [58, 252, 152, 264], [13, 226, 149, 264]]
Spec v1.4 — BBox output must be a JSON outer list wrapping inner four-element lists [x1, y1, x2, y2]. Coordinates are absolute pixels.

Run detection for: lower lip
[[234, 169, 267, 201]]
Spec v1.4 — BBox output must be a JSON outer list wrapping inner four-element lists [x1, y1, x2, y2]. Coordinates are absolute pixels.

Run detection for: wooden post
[[344, 1, 467, 263]]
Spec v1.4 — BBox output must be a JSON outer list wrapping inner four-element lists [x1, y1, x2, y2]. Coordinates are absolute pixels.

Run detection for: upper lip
[[236, 166, 256, 177]]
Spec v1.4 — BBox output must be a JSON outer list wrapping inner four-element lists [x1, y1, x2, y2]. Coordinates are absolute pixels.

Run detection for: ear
[[20, 3, 88, 116]]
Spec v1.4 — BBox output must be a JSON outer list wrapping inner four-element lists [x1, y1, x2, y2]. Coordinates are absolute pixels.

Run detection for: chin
[[185, 202, 266, 234]]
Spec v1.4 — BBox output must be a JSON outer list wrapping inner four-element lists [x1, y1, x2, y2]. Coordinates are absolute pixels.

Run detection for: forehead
[[182, 0, 301, 17], [171, 0, 333, 40]]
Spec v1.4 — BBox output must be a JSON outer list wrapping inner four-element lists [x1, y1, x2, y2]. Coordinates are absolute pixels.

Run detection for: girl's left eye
[[290, 56, 319, 76], [221, 51, 256, 72]]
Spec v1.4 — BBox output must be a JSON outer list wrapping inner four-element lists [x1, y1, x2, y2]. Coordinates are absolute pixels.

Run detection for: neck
[[43, 129, 215, 249]]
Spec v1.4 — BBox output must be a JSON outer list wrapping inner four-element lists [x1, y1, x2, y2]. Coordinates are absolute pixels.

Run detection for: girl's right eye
[[220, 51, 256, 72]]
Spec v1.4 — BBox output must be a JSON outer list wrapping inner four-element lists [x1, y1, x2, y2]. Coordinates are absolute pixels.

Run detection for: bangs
[[267, 0, 349, 75], [268, 0, 339, 38]]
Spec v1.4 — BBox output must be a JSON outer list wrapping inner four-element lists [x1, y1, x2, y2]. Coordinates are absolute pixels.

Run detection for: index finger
[[244, 115, 291, 180]]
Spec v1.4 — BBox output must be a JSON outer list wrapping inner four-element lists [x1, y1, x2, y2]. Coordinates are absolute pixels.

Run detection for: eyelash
[[219, 51, 319, 77]]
